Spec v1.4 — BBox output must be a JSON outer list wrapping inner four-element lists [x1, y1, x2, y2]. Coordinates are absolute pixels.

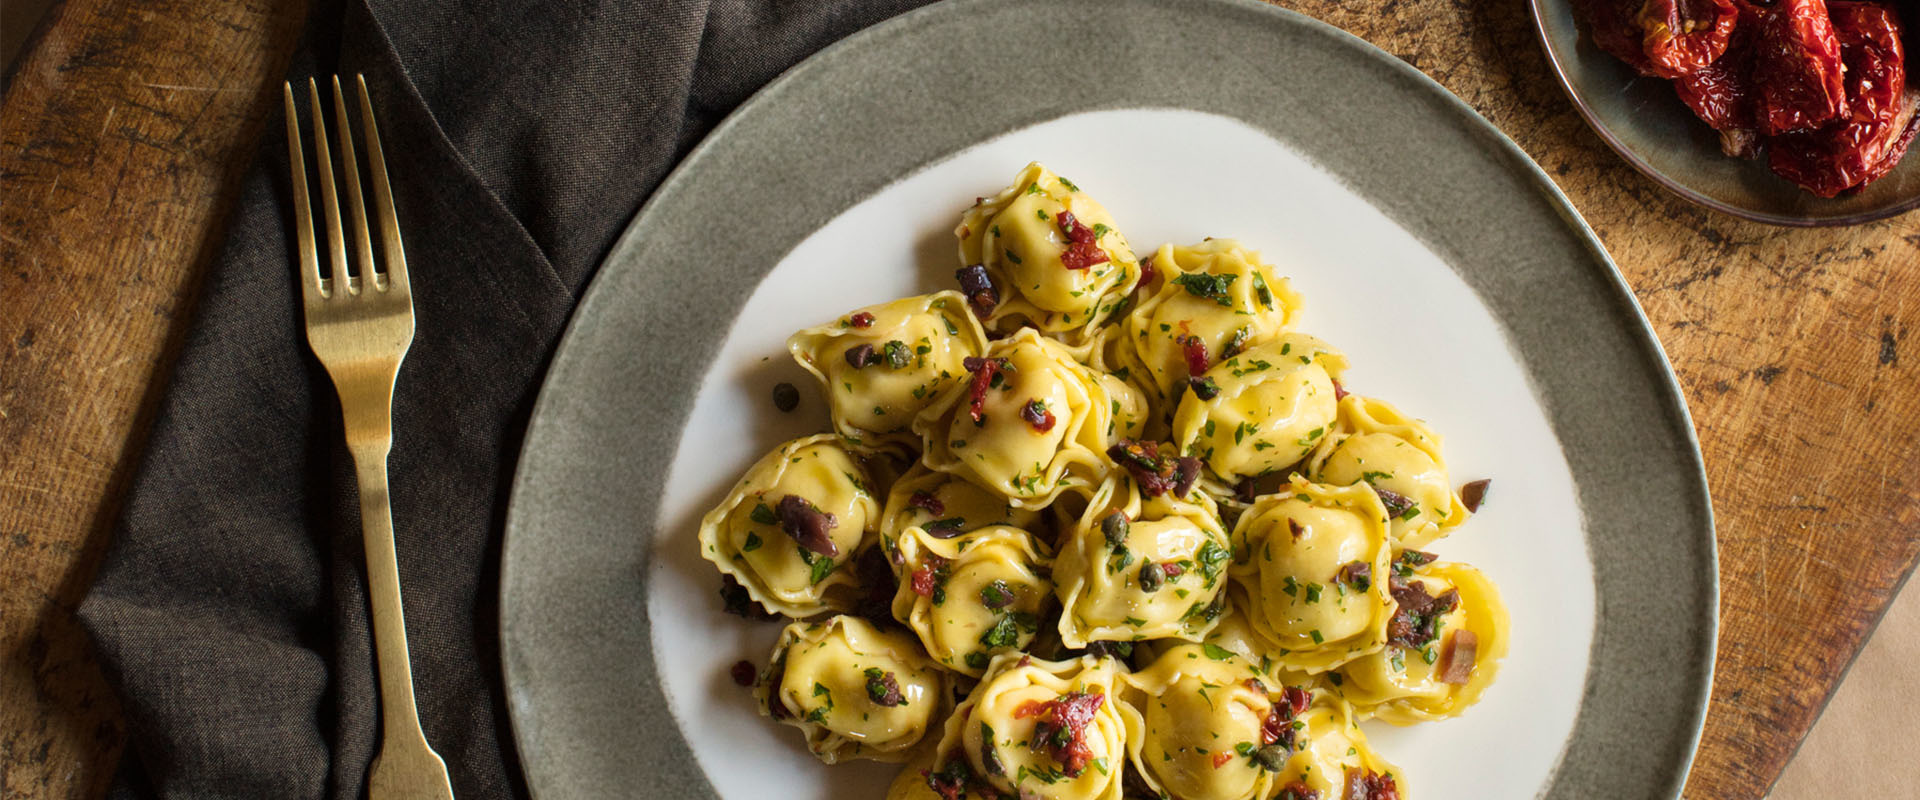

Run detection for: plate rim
[[499, 1, 1720, 797]]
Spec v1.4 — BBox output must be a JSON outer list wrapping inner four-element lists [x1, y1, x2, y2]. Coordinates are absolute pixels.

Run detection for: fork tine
[[355, 74, 409, 295], [330, 75, 381, 291], [283, 82, 326, 301], [306, 77, 355, 295]]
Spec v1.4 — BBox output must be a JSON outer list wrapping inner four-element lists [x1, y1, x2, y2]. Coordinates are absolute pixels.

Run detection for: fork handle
[[352, 441, 457, 798], [352, 443, 427, 736]]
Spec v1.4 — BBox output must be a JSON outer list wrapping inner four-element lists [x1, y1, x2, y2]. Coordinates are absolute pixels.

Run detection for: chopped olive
[[844, 343, 876, 368], [776, 495, 839, 557], [1461, 478, 1492, 512], [979, 579, 1017, 609], [864, 667, 906, 707], [1101, 512, 1129, 547]]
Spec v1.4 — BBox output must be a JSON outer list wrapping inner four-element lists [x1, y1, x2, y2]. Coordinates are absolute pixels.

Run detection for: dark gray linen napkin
[[78, 1, 934, 796]]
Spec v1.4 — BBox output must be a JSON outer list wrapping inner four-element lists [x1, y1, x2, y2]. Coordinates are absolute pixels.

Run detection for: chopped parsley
[[1172, 272, 1238, 307]]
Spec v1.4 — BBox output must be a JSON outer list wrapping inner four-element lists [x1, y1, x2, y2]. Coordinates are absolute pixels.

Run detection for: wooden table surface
[[3, 1, 1916, 798]]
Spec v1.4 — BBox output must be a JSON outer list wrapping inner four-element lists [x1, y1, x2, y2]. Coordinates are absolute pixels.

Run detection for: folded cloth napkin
[[78, 0, 934, 796]]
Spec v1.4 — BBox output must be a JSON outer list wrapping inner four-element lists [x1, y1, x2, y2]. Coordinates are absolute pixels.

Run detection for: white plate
[[649, 108, 1593, 800]]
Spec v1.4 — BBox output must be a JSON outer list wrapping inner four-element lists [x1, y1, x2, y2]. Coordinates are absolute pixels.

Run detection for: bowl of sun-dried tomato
[[1533, 0, 1920, 225]]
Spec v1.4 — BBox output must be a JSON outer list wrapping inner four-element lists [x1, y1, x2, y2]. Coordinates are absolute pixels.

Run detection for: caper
[[1101, 512, 1129, 547], [1138, 561, 1165, 592]]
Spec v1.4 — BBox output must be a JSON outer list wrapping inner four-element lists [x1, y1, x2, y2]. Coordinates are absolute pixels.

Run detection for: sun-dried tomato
[[1637, 0, 1740, 79], [961, 356, 1005, 424], [1276, 778, 1321, 800], [1260, 706, 1292, 747], [1211, 752, 1234, 769], [1769, 1, 1916, 196], [1107, 439, 1178, 497], [1025, 691, 1105, 777], [911, 554, 950, 599], [1332, 379, 1349, 401], [1282, 686, 1309, 716], [1021, 399, 1057, 432], [1577, 0, 1659, 75], [1055, 210, 1109, 270], [908, 491, 945, 517], [1755, 0, 1849, 135], [1672, 2, 1765, 156], [1179, 333, 1211, 377], [1346, 767, 1402, 800], [849, 311, 875, 328], [1137, 255, 1157, 289]]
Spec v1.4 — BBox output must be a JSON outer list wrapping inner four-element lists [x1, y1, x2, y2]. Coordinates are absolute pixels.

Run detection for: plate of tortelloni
[[500, 1, 1717, 800]]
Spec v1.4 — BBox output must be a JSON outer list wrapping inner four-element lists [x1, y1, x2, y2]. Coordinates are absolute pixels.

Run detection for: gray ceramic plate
[[501, 0, 1717, 797], [1530, 0, 1920, 226]]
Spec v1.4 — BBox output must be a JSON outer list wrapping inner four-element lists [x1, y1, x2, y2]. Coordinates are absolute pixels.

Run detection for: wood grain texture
[[0, 1, 306, 798], [0, 1, 1913, 799]]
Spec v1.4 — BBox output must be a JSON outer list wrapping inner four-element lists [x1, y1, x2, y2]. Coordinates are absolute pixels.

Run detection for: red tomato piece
[[1754, 0, 1849, 135], [1577, 0, 1660, 75], [1638, 0, 1741, 79], [1672, 1, 1765, 156], [1769, 1, 1915, 196]]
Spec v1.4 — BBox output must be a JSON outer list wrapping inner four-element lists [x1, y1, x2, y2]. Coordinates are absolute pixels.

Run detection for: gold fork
[[283, 74, 455, 800]]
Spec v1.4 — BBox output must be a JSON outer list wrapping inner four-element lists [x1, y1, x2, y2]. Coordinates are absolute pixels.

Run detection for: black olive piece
[[776, 495, 839, 557], [1172, 456, 1202, 497]]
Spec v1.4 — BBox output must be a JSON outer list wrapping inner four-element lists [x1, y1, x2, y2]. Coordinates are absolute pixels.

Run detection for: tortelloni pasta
[[1118, 643, 1297, 800], [703, 166, 1511, 798], [926, 655, 1129, 800], [699, 434, 879, 617], [1337, 558, 1509, 724], [885, 750, 947, 800], [1116, 239, 1306, 408], [956, 163, 1142, 342], [1262, 691, 1407, 800], [1135, 599, 1317, 692], [758, 615, 951, 764], [1310, 395, 1470, 550], [915, 329, 1144, 509], [1229, 478, 1394, 674], [878, 463, 1043, 553], [891, 524, 1053, 677], [1053, 475, 1233, 648], [1173, 333, 1348, 487], [789, 291, 990, 449]]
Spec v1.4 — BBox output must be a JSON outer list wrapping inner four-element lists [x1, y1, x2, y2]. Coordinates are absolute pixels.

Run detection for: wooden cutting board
[[3, 1, 1915, 798]]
